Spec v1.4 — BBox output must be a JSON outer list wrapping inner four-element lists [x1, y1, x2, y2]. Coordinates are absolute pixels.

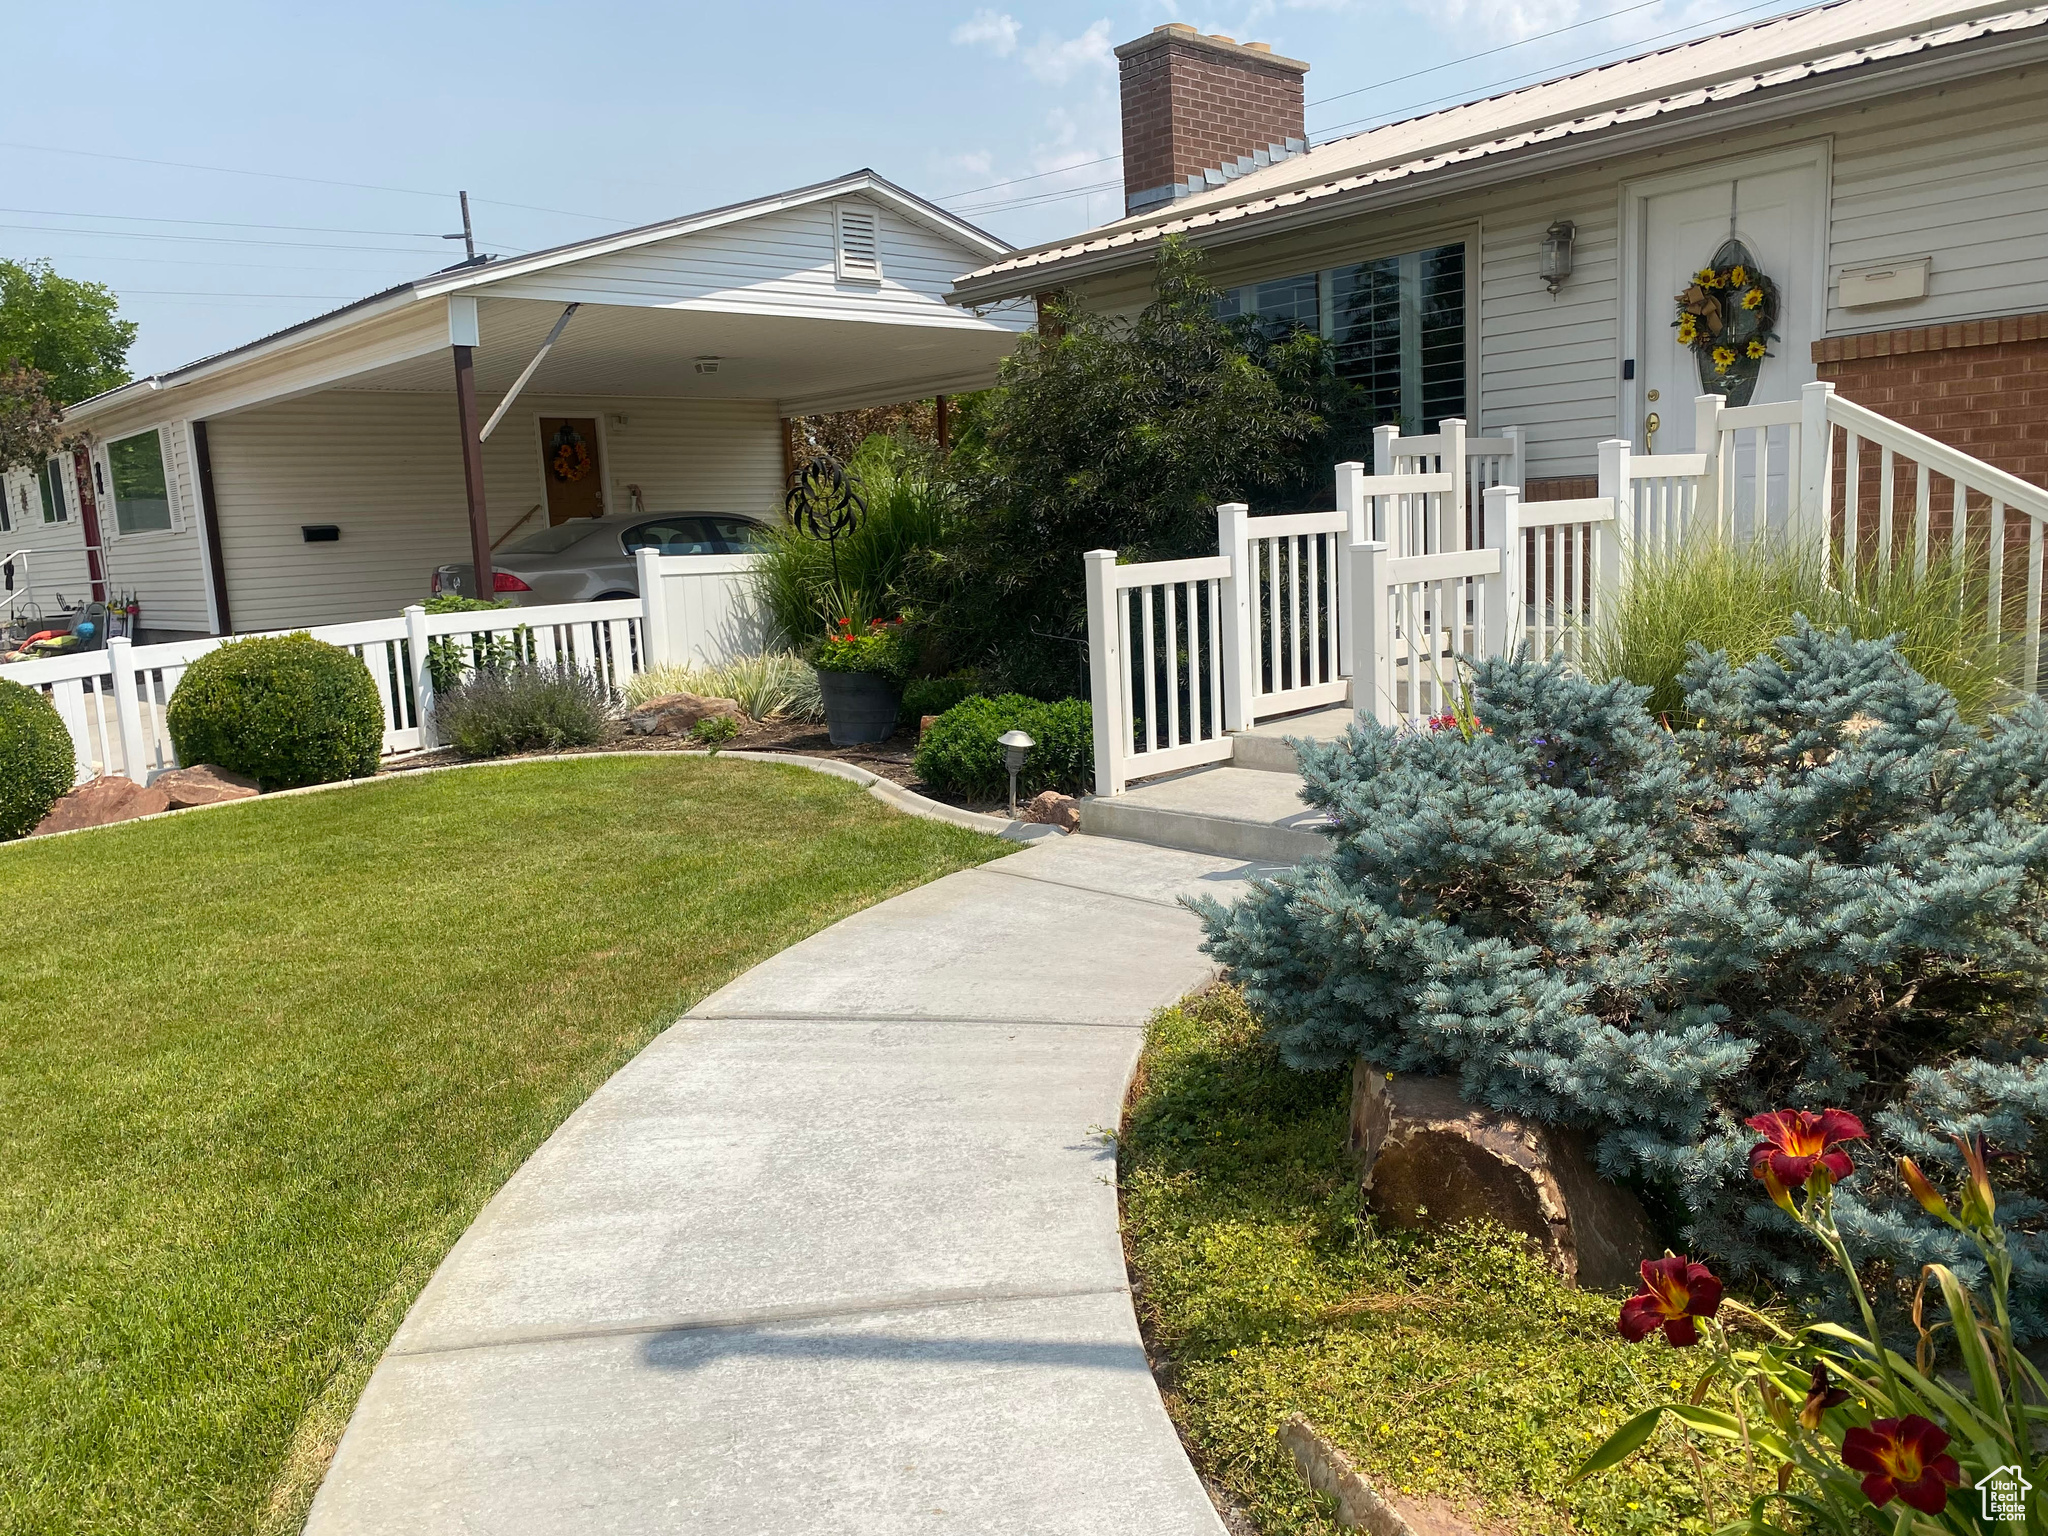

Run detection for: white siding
[[99, 422, 213, 635], [205, 391, 783, 632], [0, 465, 91, 618], [481, 198, 994, 323], [1066, 61, 2048, 484], [1826, 65, 2048, 331]]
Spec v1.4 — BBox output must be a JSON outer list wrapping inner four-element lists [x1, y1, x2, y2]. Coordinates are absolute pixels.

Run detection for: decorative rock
[[153, 763, 260, 808], [1349, 1066, 1658, 1291], [31, 775, 171, 836], [1019, 790, 1081, 832], [624, 692, 742, 737]]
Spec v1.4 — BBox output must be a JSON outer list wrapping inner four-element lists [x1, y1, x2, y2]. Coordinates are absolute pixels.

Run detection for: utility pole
[[443, 191, 476, 262]]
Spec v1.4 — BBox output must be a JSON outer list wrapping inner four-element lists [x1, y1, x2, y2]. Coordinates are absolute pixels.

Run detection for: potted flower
[[811, 614, 915, 745]]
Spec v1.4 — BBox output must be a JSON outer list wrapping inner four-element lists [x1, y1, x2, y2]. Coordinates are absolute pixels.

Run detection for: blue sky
[[5, 0, 1807, 376]]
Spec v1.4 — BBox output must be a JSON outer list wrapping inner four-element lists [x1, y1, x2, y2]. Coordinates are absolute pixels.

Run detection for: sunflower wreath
[[550, 430, 593, 483], [1673, 238, 1780, 408]]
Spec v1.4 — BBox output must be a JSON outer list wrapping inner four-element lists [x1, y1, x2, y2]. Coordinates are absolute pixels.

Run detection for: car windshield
[[504, 521, 601, 555]]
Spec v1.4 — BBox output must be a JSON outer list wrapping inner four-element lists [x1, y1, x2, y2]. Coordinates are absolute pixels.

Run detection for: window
[[39, 459, 68, 524], [1219, 240, 1467, 434], [835, 204, 883, 283], [621, 517, 720, 556], [108, 430, 174, 535]]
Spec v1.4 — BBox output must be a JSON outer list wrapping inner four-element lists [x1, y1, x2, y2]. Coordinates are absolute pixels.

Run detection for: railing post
[[405, 603, 436, 749], [635, 545, 671, 669], [1502, 424, 1526, 493], [1598, 438, 1634, 599], [1216, 503, 1255, 732], [1482, 485, 1522, 662], [1084, 549, 1126, 798], [1693, 394, 1726, 536], [106, 635, 149, 782], [1351, 538, 1393, 727], [1799, 380, 1836, 568], [1440, 417, 1468, 550], [1372, 422, 1400, 477], [1335, 464, 1365, 678]]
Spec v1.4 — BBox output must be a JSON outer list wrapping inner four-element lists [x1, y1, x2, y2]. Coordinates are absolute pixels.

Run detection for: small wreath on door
[[1673, 237, 1779, 408], [549, 425, 593, 483]]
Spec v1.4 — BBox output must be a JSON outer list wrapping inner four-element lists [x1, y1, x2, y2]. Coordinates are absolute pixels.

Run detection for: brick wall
[[1116, 26, 1306, 214], [1812, 313, 2048, 489]]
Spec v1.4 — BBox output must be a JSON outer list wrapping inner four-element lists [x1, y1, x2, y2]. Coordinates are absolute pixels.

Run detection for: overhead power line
[[0, 205, 447, 239], [0, 222, 454, 255]]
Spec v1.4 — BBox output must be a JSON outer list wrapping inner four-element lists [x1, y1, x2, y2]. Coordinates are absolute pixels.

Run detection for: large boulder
[[1018, 790, 1081, 831], [624, 692, 742, 737], [32, 775, 171, 836], [154, 763, 260, 808], [1349, 1066, 1658, 1291]]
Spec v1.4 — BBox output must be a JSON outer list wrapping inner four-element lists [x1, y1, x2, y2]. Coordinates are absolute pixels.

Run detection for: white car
[[432, 513, 772, 605]]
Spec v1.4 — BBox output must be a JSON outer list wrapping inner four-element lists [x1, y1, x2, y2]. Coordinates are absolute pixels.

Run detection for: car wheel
[[594, 591, 635, 601]]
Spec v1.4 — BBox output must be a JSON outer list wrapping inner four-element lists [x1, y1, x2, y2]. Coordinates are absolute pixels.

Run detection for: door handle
[[1645, 411, 1660, 449]]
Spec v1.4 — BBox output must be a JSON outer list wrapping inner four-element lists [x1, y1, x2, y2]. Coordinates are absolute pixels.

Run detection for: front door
[[539, 417, 604, 525], [1633, 153, 1824, 530]]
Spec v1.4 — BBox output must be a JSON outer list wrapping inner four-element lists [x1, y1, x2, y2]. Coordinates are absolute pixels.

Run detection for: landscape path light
[[997, 729, 1035, 816]]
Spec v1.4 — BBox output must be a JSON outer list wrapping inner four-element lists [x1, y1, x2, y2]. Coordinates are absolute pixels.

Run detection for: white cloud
[[951, 8, 1021, 54], [1021, 19, 1117, 84]]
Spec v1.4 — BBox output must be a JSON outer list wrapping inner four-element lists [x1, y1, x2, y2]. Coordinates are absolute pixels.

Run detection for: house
[[950, 0, 2048, 499], [9, 172, 1030, 641]]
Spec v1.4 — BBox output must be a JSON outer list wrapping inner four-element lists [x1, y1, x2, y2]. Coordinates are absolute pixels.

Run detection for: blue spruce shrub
[[1196, 623, 2048, 1328]]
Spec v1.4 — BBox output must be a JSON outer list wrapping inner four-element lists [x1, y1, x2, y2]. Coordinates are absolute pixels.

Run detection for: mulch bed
[[380, 717, 1011, 817]]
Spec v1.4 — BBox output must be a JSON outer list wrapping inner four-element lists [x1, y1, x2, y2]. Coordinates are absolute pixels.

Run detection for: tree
[[1196, 628, 2048, 1330], [0, 259, 136, 405], [924, 238, 1360, 695], [0, 363, 65, 474]]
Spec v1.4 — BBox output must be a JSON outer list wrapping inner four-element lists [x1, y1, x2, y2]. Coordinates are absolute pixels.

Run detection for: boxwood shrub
[[913, 694, 1091, 799], [0, 679, 77, 838], [167, 634, 383, 790]]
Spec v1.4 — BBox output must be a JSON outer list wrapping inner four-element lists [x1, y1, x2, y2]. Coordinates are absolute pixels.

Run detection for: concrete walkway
[[306, 832, 1266, 1535]]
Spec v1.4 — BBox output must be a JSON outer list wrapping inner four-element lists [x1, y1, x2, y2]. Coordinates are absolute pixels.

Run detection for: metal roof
[[951, 0, 2048, 298]]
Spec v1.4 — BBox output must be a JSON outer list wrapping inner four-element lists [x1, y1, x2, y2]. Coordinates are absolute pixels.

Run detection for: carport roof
[[68, 170, 1023, 425]]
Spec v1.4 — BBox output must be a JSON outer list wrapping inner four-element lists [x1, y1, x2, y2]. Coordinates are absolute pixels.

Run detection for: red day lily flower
[[1617, 1256, 1724, 1347], [1747, 1108, 1866, 1189], [1799, 1361, 1850, 1431], [1841, 1415, 1961, 1514]]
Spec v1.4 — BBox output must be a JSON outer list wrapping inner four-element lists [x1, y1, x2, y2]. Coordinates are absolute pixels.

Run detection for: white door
[[1634, 154, 1825, 533]]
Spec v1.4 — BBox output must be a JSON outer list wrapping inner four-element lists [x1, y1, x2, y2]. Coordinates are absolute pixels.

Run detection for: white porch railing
[[1083, 383, 2048, 795], [8, 546, 764, 785]]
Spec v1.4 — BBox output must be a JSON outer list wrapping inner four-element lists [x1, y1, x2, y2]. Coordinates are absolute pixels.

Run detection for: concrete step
[[1078, 765, 1328, 863], [1228, 705, 1357, 773]]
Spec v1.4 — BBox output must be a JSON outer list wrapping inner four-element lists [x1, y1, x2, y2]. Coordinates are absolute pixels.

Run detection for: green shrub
[[1587, 537, 2011, 720], [901, 671, 981, 722], [422, 596, 523, 695], [431, 663, 610, 758], [166, 634, 382, 790], [0, 679, 76, 838], [913, 694, 1091, 799], [689, 714, 740, 753], [623, 652, 820, 719]]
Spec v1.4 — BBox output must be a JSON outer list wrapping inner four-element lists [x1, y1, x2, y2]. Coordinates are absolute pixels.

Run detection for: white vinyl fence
[[1084, 384, 2048, 793], [9, 546, 766, 785]]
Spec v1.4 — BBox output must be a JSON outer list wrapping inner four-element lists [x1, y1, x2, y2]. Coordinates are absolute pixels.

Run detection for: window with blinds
[[1217, 240, 1467, 434], [835, 204, 883, 283]]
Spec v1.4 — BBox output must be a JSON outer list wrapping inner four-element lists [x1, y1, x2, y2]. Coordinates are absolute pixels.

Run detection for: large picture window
[[39, 459, 68, 524], [1218, 240, 1467, 434], [108, 430, 173, 535]]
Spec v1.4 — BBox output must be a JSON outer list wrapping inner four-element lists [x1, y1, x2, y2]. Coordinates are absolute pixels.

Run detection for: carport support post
[[448, 296, 493, 597]]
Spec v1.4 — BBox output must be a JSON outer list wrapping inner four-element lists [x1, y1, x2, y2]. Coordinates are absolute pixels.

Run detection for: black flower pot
[[817, 669, 902, 746]]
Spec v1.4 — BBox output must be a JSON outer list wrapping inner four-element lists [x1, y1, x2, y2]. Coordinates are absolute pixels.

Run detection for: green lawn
[[1120, 989, 1759, 1536], [0, 756, 1002, 1536]]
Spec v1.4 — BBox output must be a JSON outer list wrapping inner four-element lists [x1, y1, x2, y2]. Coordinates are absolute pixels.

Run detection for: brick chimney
[[1116, 25, 1310, 217]]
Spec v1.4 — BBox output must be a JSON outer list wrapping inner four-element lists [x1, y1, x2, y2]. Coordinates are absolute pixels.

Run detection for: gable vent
[[835, 204, 883, 283]]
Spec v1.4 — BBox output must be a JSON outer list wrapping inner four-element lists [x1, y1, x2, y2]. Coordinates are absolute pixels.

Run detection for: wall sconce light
[[1539, 219, 1576, 298], [998, 729, 1035, 816]]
